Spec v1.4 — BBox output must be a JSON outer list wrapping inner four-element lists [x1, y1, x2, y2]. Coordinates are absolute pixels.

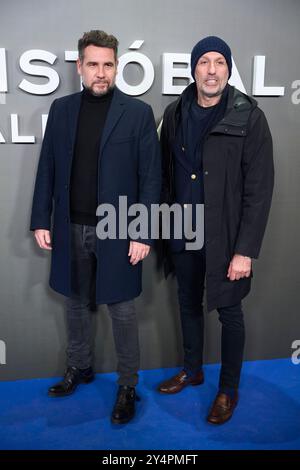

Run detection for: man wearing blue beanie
[[190, 36, 232, 80], [159, 36, 274, 425]]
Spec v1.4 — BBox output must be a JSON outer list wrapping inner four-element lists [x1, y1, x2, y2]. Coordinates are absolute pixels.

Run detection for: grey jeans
[[66, 223, 140, 387]]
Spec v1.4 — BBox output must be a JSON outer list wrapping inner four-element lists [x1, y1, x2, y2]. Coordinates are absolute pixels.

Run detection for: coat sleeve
[[136, 105, 162, 246], [30, 99, 56, 231], [234, 108, 274, 259]]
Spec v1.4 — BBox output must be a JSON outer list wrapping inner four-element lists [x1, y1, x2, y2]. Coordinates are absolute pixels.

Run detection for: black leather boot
[[48, 366, 94, 397], [111, 385, 140, 424]]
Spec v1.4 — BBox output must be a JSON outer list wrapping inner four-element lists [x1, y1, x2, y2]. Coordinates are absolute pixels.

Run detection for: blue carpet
[[0, 358, 299, 450]]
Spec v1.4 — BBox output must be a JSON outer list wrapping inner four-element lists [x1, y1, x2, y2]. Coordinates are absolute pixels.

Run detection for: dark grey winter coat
[[160, 83, 274, 311]]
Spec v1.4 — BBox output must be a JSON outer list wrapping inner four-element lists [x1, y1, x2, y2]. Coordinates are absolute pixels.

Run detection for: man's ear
[[76, 58, 82, 76]]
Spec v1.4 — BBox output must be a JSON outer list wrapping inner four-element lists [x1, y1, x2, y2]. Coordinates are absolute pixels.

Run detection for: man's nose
[[208, 62, 216, 74], [96, 66, 105, 77]]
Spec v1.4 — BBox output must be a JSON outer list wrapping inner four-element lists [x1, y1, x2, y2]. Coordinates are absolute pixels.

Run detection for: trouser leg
[[107, 299, 140, 387], [172, 249, 206, 374], [217, 302, 245, 392], [66, 224, 96, 369]]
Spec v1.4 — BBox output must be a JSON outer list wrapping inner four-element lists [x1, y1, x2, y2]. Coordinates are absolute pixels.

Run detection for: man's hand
[[227, 254, 251, 281], [128, 241, 150, 265], [34, 229, 52, 250]]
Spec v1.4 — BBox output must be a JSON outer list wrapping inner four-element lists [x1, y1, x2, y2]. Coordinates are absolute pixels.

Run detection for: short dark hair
[[78, 30, 119, 62]]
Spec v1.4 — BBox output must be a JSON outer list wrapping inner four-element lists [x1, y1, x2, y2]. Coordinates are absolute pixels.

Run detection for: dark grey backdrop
[[0, 0, 299, 380]]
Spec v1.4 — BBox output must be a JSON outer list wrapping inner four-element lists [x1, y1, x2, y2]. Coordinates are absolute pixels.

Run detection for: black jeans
[[66, 223, 140, 387], [172, 249, 245, 391]]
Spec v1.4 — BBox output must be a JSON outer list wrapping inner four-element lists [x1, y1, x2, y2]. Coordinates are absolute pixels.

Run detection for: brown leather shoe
[[158, 370, 204, 394], [207, 392, 238, 425]]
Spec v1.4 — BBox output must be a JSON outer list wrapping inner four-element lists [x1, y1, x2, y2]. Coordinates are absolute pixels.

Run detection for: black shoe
[[48, 366, 94, 397], [111, 386, 140, 424]]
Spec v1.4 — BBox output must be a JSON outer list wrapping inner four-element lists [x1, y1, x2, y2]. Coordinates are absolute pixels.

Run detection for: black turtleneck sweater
[[70, 87, 114, 226]]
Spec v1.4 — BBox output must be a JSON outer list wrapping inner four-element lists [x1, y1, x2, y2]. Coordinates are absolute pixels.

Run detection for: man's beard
[[85, 81, 115, 97], [202, 88, 224, 98], [201, 81, 227, 99]]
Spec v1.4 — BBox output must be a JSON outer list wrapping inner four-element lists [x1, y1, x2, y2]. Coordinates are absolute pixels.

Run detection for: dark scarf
[[180, 82, 229, 168]]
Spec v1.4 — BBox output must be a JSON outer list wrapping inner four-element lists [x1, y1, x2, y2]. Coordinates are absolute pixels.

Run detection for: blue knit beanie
[[190, 36, 232, 80]]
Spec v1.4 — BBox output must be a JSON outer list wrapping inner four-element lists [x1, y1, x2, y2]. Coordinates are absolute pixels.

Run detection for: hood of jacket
[[167, 82, 258, 138]]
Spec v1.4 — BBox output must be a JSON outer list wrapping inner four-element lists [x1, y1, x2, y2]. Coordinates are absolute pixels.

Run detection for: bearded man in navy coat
[[30, 30, 161, 424]]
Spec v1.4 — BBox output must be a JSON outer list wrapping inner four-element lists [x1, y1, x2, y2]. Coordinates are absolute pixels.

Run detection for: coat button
[[204, 171, 208, 175], [65, 184, 69, 190], [191, 174, 197, 180], [182, 146, 185, 152]]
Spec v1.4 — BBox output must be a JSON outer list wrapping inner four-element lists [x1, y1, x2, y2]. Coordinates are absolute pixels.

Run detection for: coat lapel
[[67, 92, 82, 153], [100, 87, 126, 153]]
